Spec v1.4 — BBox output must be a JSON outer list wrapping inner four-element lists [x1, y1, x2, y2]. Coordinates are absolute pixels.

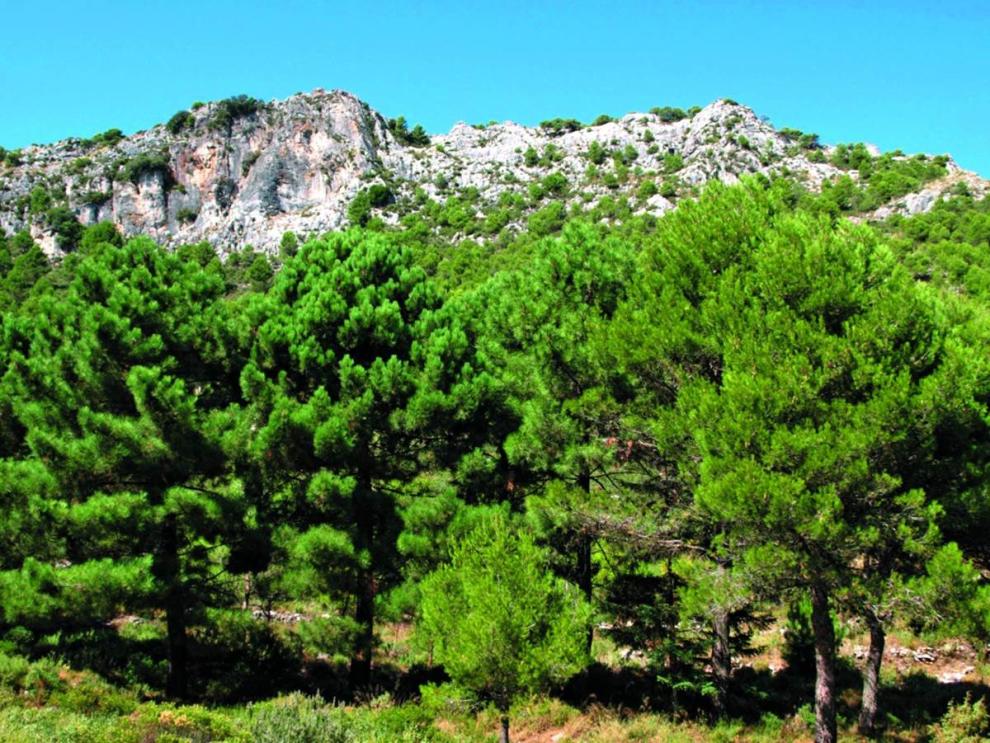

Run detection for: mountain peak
[[0, 90, 984, 256]]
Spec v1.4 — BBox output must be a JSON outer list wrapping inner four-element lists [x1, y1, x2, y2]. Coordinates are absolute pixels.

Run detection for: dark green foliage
[[79, 221, 123, 252], [539, 118, 583, 136], [209, 95, 265, 131], [116, 151, 172, 185], [279, 231, 299, 259], [527, 202, 566, 236], [0, 241, 47, 311], [586, 140, 607, 165], [242, 150, 260, 175], [779, 127, 821, 150], [215, 177, 237, 212], [44, 206, 83, 251], [650, 106, 688, 122], [347, 184, 394, 226], [173, 241, 214, 267], [28, 186, 51, 215], [3, 237, 252, 698], [242, 229, 494, 686], [176, 206, 199, 223], [592, 114, 614, 126], [79, 190, 112, 206], [246, 253, 274, 293], [81, 128, 125, 149], [166, 109, 196, 135], [387, 116, 430, 146]]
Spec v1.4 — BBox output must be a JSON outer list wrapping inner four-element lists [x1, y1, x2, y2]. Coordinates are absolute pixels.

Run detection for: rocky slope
[[0, 88, 985, 256]]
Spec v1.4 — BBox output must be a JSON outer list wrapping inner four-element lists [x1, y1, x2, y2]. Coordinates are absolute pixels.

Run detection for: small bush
[[117, 152, 171, 185], [527, 202, 566, 236], [176, 207, 198, 224], [650, 106, 688, 123], [215, 178, 237, 212], [347, 185, 394, 227], [252, 694, 353, 743], [586, 140, 607, 165], [539, 118, 583, 136], [66, 157, 92, 176], [242, 151, 260, 175], [210, 95, 264, 131], [82, 128, 125, 149], [166, 110, 195, 135], [638, 180, 658, 199], [46, 207, 83, 251], [663, 153, 685, 174], [28, 186, 51, 215], [79, 190, 112, 206], [931, 694, 990, 743], [388, 116, 430, 146]]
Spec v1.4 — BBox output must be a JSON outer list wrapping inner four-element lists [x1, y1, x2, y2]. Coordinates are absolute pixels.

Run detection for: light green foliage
[[906, 543, 990, 643], [418, 513, 590, 716], [931, 694, 990, 743], [663, 152, 684, 173], [637, 179, 658, 199], [251, 694, 354, 743]]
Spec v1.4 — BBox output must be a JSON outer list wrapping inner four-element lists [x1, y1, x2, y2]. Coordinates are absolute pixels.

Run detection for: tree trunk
[[858, 612, 885, 736], [711, 607, 731, 718], [349, 480, 375, 690], [576, 471, 593, 655], [349, 574, 375, 688], [810, 584, 837, 743], [161, 515, 188, 700], [499, 714, 510, 743]]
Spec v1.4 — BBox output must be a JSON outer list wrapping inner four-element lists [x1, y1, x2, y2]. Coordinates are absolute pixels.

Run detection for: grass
[[0, 614, 988, 741]]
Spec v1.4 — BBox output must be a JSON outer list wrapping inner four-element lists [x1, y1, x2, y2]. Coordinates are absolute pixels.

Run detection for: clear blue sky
[[2, 1, 988, 175]]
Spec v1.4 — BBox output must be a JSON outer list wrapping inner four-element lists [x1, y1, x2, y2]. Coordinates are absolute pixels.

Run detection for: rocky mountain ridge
[[1, 88, 985, 256]]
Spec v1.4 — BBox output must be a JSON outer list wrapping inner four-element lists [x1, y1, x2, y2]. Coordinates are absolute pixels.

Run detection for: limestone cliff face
[[0, 89, 984, 256]]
